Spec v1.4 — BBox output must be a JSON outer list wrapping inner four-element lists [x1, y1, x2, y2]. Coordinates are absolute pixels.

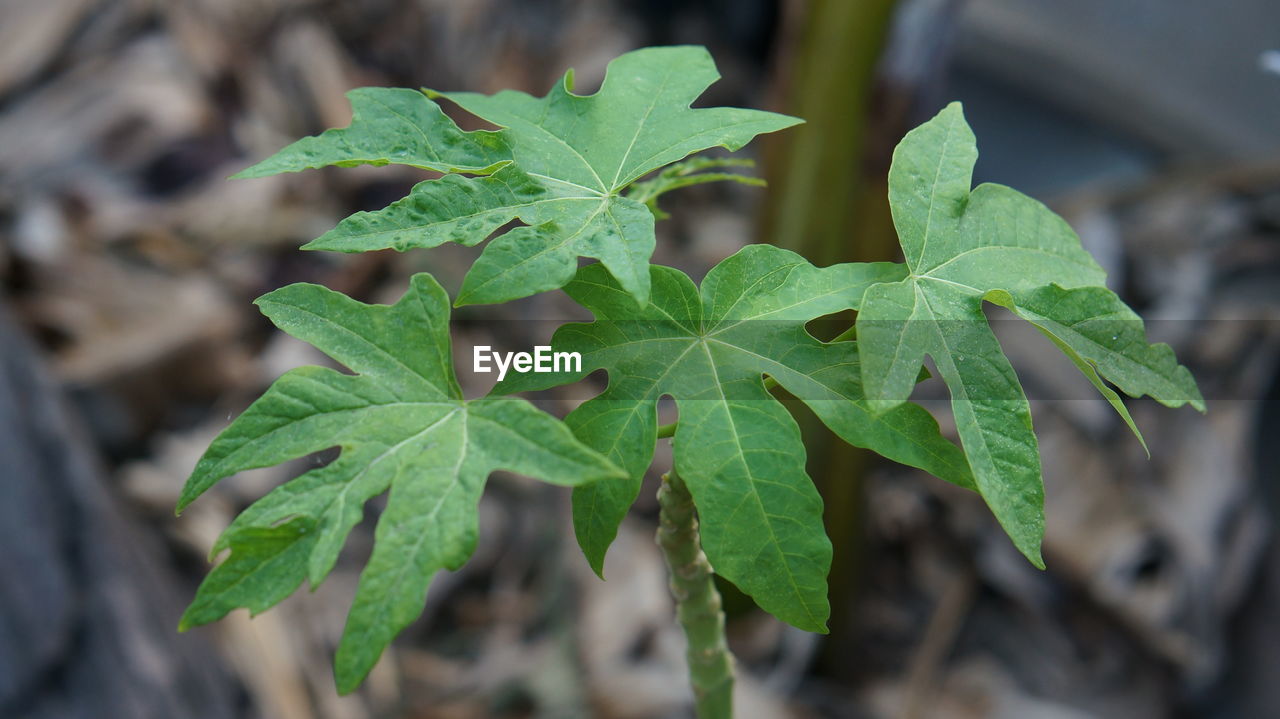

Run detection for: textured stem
[[657, 470, 735, 718]]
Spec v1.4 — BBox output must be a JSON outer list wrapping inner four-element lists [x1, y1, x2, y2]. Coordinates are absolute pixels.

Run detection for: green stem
[[657, 470, 734, 718]]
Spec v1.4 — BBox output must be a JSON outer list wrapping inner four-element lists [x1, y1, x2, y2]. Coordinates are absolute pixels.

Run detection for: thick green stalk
[[657, 470, 734, 718], [763, 0, 900, 263]]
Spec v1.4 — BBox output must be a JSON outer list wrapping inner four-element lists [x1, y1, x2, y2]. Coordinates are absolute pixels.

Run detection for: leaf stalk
[[657, 469, 735, 718]]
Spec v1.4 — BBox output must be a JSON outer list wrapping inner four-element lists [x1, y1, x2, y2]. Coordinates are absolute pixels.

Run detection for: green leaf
[[177, 274, 624, 694], [233, 48, 795, 305], [438, 46, 795, 201], [232, 87, 512, 177], [494, 244, 975, 632], [307, 46, 798, 306], [857, 102, 1203, 566]]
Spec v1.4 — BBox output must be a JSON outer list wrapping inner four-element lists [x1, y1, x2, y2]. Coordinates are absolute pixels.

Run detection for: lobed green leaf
[[177, 274, 624, 693], [494, 244, 975, 631], [857, 102, 1203, 566], [235, 46, 798, 307]]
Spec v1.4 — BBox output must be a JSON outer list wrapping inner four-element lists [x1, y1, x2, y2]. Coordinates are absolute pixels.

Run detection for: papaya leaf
[[176, 274, 624, 694], [301, 46, 798, 306], [494, 244, 975, 632], [856, 102, 1204, 567]]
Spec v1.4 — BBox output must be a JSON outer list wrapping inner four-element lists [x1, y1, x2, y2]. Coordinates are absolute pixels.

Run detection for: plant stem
[[657, 470, 734, 718]]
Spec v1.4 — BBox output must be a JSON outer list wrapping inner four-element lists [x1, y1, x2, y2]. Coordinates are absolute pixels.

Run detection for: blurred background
[[2, 1, 1279, 717]]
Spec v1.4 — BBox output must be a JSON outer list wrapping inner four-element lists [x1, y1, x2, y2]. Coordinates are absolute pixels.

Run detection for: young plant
[[178, 46, 1202, 717]]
